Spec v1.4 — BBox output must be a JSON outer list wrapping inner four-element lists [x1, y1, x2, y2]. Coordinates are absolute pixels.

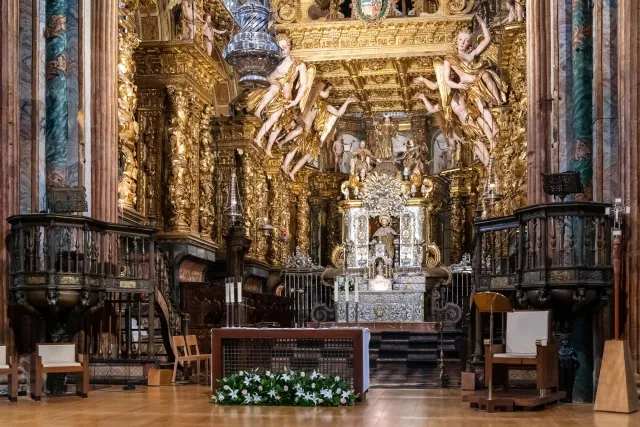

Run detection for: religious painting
[[353, 0, 392, 25]]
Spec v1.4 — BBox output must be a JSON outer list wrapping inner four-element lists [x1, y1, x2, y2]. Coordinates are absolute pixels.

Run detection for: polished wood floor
[[0, 385, 638, 427]]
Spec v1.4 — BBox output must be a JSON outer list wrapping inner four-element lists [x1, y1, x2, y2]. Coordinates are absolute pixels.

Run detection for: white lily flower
[[243, 377, 251, 387], [253, 393, 262, 403], [267, 389, 277, 398], [320, 389, 333, 399], [281, 373, 291, 382], [341, 390, 352, 399], [310, 370, 318, 380], [217, 393, 224, 401], [244, 395, 253, 404], [228, 389, 239, 400], [253, 374, 261, 382]]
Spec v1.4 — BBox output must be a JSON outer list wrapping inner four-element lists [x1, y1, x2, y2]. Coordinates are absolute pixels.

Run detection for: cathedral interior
[[1, 0, 640, 424]]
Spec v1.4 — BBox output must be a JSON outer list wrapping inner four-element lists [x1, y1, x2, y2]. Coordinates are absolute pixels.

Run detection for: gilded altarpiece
[[309, 172, 344, 266]]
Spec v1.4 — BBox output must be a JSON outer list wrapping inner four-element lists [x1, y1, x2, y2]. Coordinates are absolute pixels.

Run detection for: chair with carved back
[[185, 334, 211, 384], [31, 343, 89, 400], [0, 345, 19, 402], [484, 310, 559, 394], [171, 335, 201, 383]]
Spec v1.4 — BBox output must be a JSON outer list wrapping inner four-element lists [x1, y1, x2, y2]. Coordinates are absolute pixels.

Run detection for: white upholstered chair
[[484, 310, 559, 393], [0, 345, 19, 402], [31, 343, 89, 400]]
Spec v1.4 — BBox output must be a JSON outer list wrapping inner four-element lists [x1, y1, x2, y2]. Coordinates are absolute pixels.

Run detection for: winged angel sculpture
[[238, 37, 357, 180], [413, 14, 507, 167]]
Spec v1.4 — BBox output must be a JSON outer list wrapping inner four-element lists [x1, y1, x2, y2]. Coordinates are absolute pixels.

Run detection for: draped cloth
[[445, 54, 507, 109]]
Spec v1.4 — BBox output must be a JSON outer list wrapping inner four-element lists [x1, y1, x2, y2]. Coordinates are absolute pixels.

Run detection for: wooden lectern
[[473, 292, 512, 401]]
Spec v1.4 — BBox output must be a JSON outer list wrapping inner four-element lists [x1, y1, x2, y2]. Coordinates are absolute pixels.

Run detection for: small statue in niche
[[373, 116, 397, 160], [203, 13, 226, 56], [401, 139, 432, 177], [349, 140, 375, 176], [502, 0, 525, 24], [372, 215, 397, 261], [333, 136, 345, 172], [180, 0, 200, 40]]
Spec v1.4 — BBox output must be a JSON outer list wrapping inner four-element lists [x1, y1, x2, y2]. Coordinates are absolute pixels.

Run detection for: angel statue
[[242, 38, 309, 146], [401, 139, 432, 176], [203, 14, 226, 56], [373, 116, 398, 160], [280, 83, 357, 180], [413, 75, 490, 166], [443, 14, 507, 151], [349, 140, 375, 176]]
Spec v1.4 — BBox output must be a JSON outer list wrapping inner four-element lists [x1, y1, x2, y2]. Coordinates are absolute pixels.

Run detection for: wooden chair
[[171, 335, 201, 383], [186, 335, 211, 384], [31, 343, 89, 400], [484, 310, 559, 394], [0, 345, 19, 402]]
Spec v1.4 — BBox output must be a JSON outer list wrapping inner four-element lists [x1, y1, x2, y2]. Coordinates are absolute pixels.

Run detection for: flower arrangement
[[211, 368, 358, 407], [338, 277, 356, 292]]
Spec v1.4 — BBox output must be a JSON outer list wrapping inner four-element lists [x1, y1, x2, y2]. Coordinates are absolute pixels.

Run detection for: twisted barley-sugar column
[[526, 0, 551, 205], [91, 0, 119, 222], [618, 0, 640, 375], [0, 0, 20, 349]]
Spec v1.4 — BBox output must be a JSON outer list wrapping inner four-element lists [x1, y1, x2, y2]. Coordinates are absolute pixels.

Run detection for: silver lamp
[[223, 0, 284, 89]]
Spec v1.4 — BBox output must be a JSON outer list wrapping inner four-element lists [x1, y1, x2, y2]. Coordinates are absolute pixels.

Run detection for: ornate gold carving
[[331, 244, 345, 268], [488, 24, 527, 217], [118, 1, 141, 210], [199, 105, 215, 239], [273, 0, 300, 24], [166, 86, 196, 232], [281, 17, 471, 61], [134, 41, 228, 103]]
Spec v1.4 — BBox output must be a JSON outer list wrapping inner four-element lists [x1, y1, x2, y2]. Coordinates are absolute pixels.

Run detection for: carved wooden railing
[[7, 214, 185, 363], [473, 202, 613, 310]]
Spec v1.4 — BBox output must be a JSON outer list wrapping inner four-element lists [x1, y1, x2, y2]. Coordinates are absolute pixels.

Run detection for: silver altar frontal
[[336, 166, 448, 323]]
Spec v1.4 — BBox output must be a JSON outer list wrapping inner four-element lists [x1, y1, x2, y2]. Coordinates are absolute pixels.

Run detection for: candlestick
[[354, 278, 359, 303], [230, 281, 235, 304], [344, 281, 349, 303], [236, 280, 242, 305], [225, 281, 229, 304], [334, 280, 339, 303]]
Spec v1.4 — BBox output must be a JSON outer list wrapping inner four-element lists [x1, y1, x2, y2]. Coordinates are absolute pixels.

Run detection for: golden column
[[117, 0, 141, 213], [293, 169, 312, 253], [0, 0, 20, 348], [91, 0, 119, 222]]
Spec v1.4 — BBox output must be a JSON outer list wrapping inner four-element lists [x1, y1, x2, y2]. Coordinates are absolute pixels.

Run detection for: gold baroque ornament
[[353, 0, 393, 25], [273, 0, 298, 24], [361, 172, 408, 218]]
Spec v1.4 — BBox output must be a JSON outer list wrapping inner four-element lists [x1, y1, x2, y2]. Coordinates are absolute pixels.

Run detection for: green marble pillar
[[45, 0, 69, 191], [570, 1, 594, 402], [570, 0, 593, 200]]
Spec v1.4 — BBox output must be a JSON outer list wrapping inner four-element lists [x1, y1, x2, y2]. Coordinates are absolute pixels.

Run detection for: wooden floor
[[0, 385, 639, 427]]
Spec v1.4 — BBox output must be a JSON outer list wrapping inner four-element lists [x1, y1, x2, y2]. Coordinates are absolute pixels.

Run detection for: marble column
[[526, 0, 551, 205], [0, 0, 20, 349], [90, 0, 119, 222], [569, 0, 593, 200], [618, 0, 640, 374], [45, 0, 69, 190]]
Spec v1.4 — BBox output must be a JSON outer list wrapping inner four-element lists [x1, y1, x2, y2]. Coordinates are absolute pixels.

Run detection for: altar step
[[369, 330, 466, 389]]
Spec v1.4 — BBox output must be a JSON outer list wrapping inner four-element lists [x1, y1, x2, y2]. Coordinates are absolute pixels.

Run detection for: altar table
[[211, 328, 370, 401]]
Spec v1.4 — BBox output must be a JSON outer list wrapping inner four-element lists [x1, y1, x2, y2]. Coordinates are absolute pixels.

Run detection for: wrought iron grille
[[221, 338, 355, 388]]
